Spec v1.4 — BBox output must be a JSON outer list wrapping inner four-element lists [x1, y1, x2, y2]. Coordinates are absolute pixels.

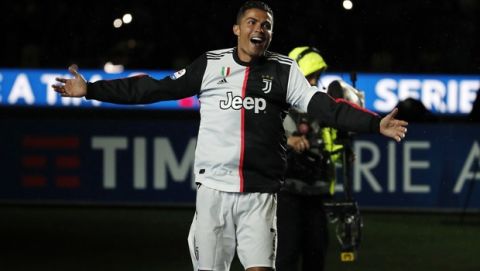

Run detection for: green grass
[[325, 213, 480, 271], [0, 206, 478, 271]]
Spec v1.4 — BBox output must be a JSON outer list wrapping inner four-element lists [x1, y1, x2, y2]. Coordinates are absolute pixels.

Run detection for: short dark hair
[[236, 1, 273, 24]]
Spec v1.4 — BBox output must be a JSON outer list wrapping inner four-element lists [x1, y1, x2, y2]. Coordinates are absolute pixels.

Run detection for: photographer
[[276, 47, 342, 271]]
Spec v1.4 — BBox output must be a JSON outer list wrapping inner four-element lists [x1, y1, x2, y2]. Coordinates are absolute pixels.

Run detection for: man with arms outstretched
[[53, 1, 407, 270]]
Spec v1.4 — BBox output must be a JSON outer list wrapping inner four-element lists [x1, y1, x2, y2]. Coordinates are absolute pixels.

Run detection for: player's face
[[233, 8, 273, 63]]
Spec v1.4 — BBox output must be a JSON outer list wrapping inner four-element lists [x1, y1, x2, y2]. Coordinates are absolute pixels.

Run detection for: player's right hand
[[51, 64, 87, 97], [287, 135, 310, 153]]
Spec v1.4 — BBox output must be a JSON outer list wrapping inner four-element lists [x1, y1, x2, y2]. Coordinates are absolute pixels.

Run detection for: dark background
[[1, 1, 480, 270], [1, 206, 479, 271], [1, 0, 479, 73]]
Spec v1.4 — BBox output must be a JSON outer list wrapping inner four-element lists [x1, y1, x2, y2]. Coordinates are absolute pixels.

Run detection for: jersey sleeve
[[285, 61, 319, 112], [307, 92, 381, 133], [85, 53, 207, 104], [286, 60, 380, 133]]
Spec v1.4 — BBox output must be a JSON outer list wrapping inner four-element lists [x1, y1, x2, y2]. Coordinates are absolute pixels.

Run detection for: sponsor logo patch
[[219, 91, 266, 114], [170, 69, 186, 80], [217, 78, 228, 84]]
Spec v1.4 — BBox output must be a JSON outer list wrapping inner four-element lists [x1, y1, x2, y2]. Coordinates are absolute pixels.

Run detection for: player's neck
[[234, 47, 262, 66]]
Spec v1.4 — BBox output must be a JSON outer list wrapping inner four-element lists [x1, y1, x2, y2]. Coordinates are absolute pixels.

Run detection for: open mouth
[[250, 36, 265, 46]]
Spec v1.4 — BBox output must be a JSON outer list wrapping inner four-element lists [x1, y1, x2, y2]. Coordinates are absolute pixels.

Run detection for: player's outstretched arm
[[52, 64, 87, 97], [379, 108, 408, 142]]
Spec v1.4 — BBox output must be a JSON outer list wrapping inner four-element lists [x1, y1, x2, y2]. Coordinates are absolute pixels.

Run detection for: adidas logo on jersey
[[217, 78, 228, 84], [219, 91, 266, 114]]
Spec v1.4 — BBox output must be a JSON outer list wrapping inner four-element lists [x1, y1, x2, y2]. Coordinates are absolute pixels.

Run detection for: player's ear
[[233, 24, 240, 36]]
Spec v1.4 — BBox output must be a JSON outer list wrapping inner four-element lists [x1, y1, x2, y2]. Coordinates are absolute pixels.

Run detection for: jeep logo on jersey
[[219, 92, 266, 114]]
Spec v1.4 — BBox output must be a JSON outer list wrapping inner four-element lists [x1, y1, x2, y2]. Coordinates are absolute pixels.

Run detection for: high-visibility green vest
[[321, 127, 344, 195]]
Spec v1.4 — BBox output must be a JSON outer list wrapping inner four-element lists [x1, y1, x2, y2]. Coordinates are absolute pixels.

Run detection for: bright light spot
[[113, 18, 123, 28], [343, 0, 353, 10], [104, 61, 124, 74], [122, 13, 133, 24]]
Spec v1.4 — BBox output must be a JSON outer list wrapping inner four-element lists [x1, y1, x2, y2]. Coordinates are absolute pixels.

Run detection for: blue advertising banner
[[319, 73, 480, 115], [0, 118, 479, 211], [0, 118, 199, 205], [346, 125, 480, 210], [1, 68, 479, 115], [0, 68, 199, 110]]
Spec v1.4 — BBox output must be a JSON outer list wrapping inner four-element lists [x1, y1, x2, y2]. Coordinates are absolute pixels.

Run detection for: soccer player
[[53, 1, 407, 270]]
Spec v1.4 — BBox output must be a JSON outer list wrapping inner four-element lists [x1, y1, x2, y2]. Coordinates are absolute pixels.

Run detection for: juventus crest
[[261, 75, 274, 94]]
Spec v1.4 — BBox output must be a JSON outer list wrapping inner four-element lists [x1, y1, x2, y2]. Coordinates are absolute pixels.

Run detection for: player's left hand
[[51, 64, 87, 97], [379, 108, 408, 142]]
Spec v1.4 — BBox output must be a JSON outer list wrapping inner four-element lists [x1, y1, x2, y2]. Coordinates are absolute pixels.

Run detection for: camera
[[285, 114, 332, 190]]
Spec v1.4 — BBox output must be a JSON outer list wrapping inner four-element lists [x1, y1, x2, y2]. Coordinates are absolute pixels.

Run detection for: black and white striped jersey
[[87, 47, 380, 193]]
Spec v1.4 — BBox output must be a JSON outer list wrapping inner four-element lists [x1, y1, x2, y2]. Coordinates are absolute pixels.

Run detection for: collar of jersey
[[233, 47, 266, 67]]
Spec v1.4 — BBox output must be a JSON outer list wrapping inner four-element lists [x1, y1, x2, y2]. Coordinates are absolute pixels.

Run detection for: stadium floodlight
[[123, 13, 133, 24], [113, 18, 123, 28], [343, 0, 353, 10]]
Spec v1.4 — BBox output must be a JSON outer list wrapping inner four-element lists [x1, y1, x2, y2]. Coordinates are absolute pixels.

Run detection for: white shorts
[[188, 185, 277, 270]]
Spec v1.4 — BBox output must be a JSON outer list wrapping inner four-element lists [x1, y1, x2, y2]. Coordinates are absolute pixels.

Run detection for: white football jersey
[[87, 47, 379, 193]]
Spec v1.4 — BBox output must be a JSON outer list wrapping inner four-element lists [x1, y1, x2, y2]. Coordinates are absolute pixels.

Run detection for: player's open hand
[[52, 64, 87, 97], [380, 108, 408, 142]]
